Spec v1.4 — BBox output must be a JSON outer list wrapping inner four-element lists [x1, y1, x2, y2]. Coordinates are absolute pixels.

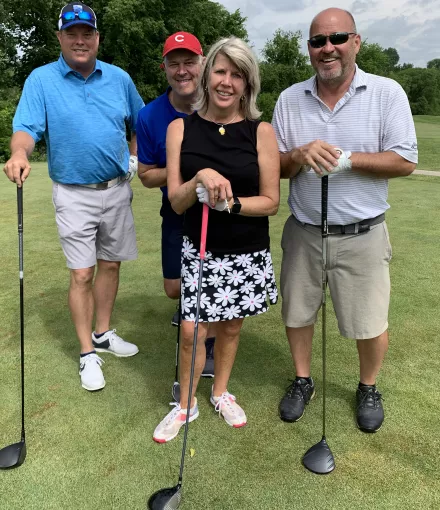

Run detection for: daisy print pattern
[[182, 239, 197, 259], [181, 237, 278, 323]]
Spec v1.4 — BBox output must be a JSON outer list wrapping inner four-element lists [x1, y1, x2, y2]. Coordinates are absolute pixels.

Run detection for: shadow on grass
[[34, 283, 357, 417]]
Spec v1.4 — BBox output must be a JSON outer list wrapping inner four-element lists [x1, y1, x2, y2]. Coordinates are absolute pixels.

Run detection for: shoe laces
[[285, 379, 308, 400], [81, 353, 104, 368], [164, 402, 182, 425], [214, 391, 238, 417], [108, 329, 123, 345], [358, 387, 383, 409]]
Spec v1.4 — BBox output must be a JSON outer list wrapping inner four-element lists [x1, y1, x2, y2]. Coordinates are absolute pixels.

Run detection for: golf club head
[[0, 440, 26, 469], [302, 437, 335, 475], [172, 382, 181, 403], [148, 484, 182, 510]]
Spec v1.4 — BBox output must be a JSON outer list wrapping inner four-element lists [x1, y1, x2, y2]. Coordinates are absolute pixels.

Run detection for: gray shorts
[[52, 181, 137, 269], [280, 215, 392, 339]]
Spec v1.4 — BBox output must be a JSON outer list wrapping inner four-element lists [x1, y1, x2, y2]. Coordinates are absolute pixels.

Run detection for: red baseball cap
[[162, 32, 203, 57]]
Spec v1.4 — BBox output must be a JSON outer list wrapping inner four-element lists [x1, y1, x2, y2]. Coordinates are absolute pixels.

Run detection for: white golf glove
[[196, 183, 230, 212], [316, 149, 352, 177], [127, 155, 138, 182]]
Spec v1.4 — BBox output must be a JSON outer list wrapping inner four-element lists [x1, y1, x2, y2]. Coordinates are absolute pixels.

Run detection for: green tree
[[427, 58, 440, 70], [258, 29, 313, 121], [391, 68, 440, 115], [383, 47, 399, 69], [0, 0, 247, 101], [356, 41, 392, 75]]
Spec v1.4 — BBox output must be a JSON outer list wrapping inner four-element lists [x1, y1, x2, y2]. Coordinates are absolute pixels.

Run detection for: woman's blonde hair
[[193, 37, 262, 120]]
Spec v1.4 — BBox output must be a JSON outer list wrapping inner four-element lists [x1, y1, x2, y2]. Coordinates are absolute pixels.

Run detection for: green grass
[[1, 165, 440, 509], [414, 116, 440, 170]]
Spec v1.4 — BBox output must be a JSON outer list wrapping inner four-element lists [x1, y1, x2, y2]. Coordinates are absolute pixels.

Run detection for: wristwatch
[[231, 196, 241, 214]]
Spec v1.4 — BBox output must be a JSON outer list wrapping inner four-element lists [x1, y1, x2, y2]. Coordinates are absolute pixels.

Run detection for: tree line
[[1, 0, 440, 161]]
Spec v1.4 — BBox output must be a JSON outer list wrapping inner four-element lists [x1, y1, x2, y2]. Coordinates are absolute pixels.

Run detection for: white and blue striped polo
[[272, 66, 418, 225]]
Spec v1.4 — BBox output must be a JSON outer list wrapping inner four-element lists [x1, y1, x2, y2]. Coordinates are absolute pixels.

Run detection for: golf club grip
[[17, 185, 23, 218], [321, 176, 328, 235], [17, 186, 24, 275], [200, 204, 209, 260]]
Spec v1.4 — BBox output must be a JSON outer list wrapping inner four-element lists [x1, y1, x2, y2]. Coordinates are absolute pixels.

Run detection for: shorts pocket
[[52, 183, 59, 209], [126, 181, 134, 204], [382, 222, 392, 262]]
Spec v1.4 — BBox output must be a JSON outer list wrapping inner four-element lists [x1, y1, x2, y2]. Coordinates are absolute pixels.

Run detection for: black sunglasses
[[308, 32, 356, 49]]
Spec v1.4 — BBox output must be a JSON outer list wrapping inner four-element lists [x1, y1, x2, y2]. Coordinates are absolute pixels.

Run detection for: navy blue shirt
[[136, 88, 188, 198], [13, 55, 144, 185]]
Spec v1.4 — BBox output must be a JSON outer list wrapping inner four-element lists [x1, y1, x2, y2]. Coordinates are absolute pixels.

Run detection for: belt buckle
[[96, 181, 109, 190]]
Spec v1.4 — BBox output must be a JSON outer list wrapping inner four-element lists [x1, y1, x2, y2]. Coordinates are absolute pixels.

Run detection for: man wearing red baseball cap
[[162, 31, 203, 58], [136, 33, 216, 387]]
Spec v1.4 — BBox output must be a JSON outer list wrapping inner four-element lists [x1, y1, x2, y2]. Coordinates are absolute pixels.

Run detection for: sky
[[218, 0, 440, 68]]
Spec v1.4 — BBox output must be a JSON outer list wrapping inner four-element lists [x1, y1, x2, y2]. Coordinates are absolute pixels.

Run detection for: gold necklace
[[204, 112, 240, 135]]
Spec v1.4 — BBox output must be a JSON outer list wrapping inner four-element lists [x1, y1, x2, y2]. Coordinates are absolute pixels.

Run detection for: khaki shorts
[[280, 215, 392, 339], [52, 181, 137, 269]]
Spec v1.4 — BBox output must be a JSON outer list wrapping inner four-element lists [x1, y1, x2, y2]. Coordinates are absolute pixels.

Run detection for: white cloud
[[219, 0, 440, 67]]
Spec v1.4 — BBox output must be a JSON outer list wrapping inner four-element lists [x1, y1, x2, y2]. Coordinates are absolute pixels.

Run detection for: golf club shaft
[[178, 204, 209, 484], [321, 176, 328, 439], [17, 186, 25, 441], [175, 296, 181, 383]]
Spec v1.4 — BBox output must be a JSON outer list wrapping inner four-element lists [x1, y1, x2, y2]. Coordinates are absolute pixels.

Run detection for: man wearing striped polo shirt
[[272, 7, 417, 432]]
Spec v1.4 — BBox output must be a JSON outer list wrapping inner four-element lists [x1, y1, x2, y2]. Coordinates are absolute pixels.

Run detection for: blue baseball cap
[[58, 3, 97, 31]]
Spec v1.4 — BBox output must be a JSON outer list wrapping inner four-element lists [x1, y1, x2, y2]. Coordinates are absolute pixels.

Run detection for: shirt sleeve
[[125, 76, 144, 132], [136, 108, 156, 165], [382, 81, 418, 164], [271, 93, 289, 153], [13, 72, 47, 142]]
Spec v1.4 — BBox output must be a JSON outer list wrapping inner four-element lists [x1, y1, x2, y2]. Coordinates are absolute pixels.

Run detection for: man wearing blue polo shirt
[[136, 32, 215, 378], [3, 2, 144, 392]]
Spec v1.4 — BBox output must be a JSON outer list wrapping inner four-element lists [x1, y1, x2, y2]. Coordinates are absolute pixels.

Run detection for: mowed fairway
[[0, 164, 440, 509], [414, 115, 440, 170]]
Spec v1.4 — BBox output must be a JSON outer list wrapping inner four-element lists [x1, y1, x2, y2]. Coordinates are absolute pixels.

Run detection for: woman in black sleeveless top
[[153, 37, 280, 443]]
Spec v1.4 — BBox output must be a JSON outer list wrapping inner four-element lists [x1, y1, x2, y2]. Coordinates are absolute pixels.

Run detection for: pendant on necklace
[[219, 126, 225, 135]]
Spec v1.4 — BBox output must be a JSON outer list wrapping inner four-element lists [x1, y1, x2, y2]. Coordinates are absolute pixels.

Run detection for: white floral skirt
[[180, 236, 278, 322]]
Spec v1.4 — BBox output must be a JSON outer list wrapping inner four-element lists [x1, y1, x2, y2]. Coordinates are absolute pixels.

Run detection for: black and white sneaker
[[92, 329, 139, 357], [356, 385, 384, 432], [201, 337, 215, 378], [279, 377, 315, 422]]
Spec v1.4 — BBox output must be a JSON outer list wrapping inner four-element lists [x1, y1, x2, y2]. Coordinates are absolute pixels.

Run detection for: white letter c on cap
[[175, 35, 184, 42]]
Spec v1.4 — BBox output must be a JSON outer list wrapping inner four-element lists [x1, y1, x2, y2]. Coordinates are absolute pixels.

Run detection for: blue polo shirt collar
[[57, 54, 102, 78]]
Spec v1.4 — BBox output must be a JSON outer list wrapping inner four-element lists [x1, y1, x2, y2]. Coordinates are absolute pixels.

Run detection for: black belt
[[299, 213, 385, 235]]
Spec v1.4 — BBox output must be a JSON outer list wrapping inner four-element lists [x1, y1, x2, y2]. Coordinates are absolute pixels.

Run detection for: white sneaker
[[92, 329, 139, 357], [79, 353, 105, 391], [210, 388, 247, 428], [153, 399, 199, 443]]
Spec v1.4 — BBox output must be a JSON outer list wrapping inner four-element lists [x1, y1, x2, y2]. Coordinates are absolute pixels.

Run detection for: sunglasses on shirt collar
[[308, 32, 356, 49]]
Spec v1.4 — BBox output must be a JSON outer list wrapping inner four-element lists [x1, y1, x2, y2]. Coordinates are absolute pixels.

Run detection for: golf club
[[0, 185, 27, 469], [302, 175, 335, 475], [172, 297, 181, 403], [148, 203, 210, 510]]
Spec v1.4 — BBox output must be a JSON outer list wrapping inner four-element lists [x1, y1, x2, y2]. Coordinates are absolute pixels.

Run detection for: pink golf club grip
[[200, 204, 209, 260]]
